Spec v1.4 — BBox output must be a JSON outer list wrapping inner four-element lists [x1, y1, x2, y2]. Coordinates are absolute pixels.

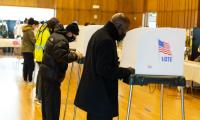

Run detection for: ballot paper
[[120, 28, 186, 76]]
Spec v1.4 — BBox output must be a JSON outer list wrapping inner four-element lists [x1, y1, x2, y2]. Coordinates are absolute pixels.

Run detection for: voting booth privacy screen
[[120, 28, 186, 76], [70, 25, 103, 56], [69, 25, 85, 52]]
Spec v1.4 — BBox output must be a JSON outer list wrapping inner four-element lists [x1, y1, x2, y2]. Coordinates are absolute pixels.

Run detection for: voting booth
[[120, 28, 186, 120], [120, 28, 185, 75], [70, 25, 103, 56]]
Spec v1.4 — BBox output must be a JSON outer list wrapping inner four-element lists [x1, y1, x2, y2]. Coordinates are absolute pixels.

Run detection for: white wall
[[0, 6, 55, 21]]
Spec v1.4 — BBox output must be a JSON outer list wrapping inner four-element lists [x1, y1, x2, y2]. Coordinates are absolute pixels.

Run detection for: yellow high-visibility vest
[[34, 23, 50, 62]]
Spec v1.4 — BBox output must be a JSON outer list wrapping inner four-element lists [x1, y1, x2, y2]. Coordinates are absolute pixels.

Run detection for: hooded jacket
[[39, 25, 78, 83], [21, 25, 36, 53]]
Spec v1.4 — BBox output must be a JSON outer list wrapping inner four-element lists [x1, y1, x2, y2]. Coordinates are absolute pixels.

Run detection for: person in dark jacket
[[74, 13, 135, 120], [21, 17, 37, 83], [34, 18, 60, 103], [40, 22, 81, 120]]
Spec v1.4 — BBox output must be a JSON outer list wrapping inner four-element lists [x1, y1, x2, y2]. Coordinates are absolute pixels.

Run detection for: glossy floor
[[0, 57, 199, 120]]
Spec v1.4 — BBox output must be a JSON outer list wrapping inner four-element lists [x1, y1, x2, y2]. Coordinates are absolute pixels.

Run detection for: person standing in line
[[34, 18, 60, 102], [21, 17, 37, 83], [40, 22, 82, 120]]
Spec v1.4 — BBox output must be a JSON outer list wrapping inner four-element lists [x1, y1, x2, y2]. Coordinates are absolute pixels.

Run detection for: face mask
[[67, 36, 76, 42], [117, 33, 126, 42]]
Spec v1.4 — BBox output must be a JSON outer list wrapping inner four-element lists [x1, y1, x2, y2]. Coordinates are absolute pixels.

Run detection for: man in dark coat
[[74, 13, 135, 120], [35, 18, 60, 103], [40, 22, 81, 120]]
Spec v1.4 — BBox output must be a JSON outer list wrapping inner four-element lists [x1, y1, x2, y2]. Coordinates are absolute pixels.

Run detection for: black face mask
[[117, 33, 126, 42], [67, 36, 76, 42]]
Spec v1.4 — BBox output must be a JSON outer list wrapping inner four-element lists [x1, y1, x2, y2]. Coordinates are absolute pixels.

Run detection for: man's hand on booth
[[123, 67, 135, 85], [128, 67, 135, 74]]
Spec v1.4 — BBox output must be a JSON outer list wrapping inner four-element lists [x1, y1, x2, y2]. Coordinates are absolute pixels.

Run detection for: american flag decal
[[158, 40, 172, 55]]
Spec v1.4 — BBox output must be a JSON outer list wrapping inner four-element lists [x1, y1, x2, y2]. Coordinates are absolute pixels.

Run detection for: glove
[[68, 51, 78, 63], [128, 67, 135, 74], [123, 67, 135, 85]]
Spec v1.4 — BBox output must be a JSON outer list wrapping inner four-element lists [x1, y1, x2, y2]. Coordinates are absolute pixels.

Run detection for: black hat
[[47, 18, 60, 29], [34, 20, 39, 25], [28, 18, 35, 25], [65, 23, 79, 35]]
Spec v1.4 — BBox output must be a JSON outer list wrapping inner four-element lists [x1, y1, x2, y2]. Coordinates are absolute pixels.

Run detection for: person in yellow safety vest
[[34, 18, 60, 102], [35, 23, 50, 62]]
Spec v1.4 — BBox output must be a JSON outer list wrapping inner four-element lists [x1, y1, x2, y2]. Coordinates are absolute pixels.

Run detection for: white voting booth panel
[[70, 25, 103, 56], [120, 28, 186, 76], [69, 25, 85, 52]]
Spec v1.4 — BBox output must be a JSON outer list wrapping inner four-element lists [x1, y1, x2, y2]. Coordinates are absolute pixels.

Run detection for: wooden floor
[[0, 57, 200, 120]]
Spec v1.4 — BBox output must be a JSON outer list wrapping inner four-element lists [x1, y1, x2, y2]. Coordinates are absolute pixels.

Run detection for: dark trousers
[[41, 80, 61, 120], [36, 62, 42, 100], [22, 52, 35, 82], [87, 113, 113, 120]]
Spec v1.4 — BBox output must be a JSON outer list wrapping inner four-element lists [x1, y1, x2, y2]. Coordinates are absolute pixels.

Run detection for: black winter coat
[[39, 29, 78, 83], [74, 22, 132, 117]]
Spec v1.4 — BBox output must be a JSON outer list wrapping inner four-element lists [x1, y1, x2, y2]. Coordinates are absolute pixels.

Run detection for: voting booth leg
[[73, 64, 82, 120], [63, 63, 74, 120], [126, 84, 133, 120], [160, 84, 164, 120], [73, 107, 77, 120], [181, 87, 185, 120], [32, 62, 37, 83], [33, 62, 39, 83]]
